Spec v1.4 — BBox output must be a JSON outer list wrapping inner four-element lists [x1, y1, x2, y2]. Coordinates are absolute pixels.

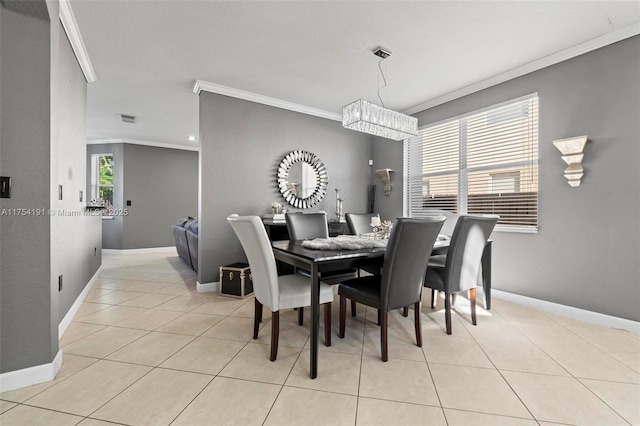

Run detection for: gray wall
[[373, 36, 640, 322], [87, 143, 125, 249], [0, 1, 55, 373], [199, 93, 372, 283], [1, 1, 103, 374], [87, 143, 198, 249], [371, 136, 404, 221], [122, 144, 197, 249], [54, 20, 102, 324]]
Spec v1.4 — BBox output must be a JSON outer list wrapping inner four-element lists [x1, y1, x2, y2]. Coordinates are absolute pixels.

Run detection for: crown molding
[[88, 138, 199, 152], [193, 80, 342, 122], [59, 0, 97, 83], [404, 22, 640, 116]]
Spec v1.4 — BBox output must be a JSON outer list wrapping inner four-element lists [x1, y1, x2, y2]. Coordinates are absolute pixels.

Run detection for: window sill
[[494, 225, 538, 234]]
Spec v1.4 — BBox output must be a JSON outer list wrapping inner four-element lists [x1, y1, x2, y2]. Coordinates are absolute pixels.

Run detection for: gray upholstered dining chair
[[285, 212, 330, 240], [345, 213, 378, 236], [227, 214, 334, 361], [285, 212, 359, 322], [424, 215, 498, 335], [345, 212, 384, 318], [338, 217, 445, 361]]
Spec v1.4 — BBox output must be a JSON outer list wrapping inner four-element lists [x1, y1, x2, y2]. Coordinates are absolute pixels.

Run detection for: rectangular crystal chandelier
[[343, 99, 418, 141]]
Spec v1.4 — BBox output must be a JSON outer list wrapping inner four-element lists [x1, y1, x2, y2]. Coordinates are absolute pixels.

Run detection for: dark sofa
[[186, 220, 199, 272], [172, 218, 199, 271]]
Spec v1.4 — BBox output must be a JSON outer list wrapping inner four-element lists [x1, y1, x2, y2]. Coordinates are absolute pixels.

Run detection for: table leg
[[482, 242, 492, 310], [310, 262, 319, 379]]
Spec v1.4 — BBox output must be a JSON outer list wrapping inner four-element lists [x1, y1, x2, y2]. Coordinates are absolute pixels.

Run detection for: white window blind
[[404, 94, 539, 231]]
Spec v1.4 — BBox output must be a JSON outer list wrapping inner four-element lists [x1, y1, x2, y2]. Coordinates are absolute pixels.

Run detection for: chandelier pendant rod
[[377, 58, 387, 108]]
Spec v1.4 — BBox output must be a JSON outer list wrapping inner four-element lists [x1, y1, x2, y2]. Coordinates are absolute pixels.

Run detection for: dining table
[[271, 237, 492, 379]]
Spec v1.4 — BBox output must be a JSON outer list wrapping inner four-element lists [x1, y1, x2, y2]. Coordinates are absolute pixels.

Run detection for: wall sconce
[[553, 135, 591, 187], [376, 168, 394, 196]]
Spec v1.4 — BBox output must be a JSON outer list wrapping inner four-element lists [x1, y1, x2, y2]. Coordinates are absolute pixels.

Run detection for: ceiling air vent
[[119, 114, 136, 124]]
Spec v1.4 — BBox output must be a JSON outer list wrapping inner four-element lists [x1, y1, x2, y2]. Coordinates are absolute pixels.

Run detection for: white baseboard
[[59, 265, 103, 338], [196, 281, 219, 293], [0, 350, 63, 393], [103, 246, 175, 255], [492, 289, 640, 334]]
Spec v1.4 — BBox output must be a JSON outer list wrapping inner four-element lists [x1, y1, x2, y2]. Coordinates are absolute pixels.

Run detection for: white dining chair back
[[228, 214, 335, 361], [226, 214, 280, 311]]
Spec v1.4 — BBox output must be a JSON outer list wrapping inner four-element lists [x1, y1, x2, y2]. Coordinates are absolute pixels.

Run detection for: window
[[489, 171, 520, 194], [90, 153, 114, 206], [404, 94, 539, 231]]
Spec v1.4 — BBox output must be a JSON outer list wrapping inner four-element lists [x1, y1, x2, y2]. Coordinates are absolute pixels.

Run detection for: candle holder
[[370, 215, 382, 239], [379, 220, 393, 239], [334, 188, 345, 222]]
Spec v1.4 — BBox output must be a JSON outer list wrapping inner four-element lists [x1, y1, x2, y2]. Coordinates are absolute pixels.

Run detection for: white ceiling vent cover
[[120, 114, 136, 124]]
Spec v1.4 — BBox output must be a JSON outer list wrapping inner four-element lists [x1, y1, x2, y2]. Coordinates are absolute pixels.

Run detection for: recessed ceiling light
[[187, 136, 197, 141]]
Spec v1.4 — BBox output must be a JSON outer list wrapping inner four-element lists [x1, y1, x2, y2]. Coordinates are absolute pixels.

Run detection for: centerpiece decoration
[[271, 201, 282, 215], [379, 220, 393, 239], [369, 215, 393, 239]]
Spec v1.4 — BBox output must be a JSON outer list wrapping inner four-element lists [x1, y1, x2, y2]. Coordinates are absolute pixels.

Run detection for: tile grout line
[[416, 305, 448, 424], [166, 374, 216, 425], [56, 265, 202, 422], [573, 377, 635, 425], [0, 355, 102, 407], [256, 307, 311, 425], [463, 317, 539, 422], [469, 302, 637, 424], [354, 304, 371, 426]]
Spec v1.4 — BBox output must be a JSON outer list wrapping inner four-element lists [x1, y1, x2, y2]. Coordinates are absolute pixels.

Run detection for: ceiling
[[69, 1, 640, 150]]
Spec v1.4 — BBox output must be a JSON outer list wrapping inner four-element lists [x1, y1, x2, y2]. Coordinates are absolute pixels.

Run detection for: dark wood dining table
[[271, 238, 492, 379]]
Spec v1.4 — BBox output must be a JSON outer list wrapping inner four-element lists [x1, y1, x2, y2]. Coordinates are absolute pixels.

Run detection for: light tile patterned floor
[[2, 250, 639, 425]]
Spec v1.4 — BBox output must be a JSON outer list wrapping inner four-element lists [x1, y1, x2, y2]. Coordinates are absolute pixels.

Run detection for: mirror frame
[[277, 150, 328, 209]]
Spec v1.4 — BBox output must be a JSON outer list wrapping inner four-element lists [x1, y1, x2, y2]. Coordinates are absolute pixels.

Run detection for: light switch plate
[[0, 177, 11, 198], [0, 176, 11, 198]]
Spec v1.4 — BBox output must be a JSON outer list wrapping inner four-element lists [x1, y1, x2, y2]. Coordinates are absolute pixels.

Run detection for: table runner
[[301, 235, 387, 250]]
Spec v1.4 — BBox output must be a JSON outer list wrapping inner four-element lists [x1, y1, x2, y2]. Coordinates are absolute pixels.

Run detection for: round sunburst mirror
[[277, 150, 328, 209]]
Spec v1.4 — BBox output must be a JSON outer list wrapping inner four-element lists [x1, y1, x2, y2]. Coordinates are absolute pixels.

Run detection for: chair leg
[[298, 307, 304, 326], [270, 311, 280, 361], [339, 295, 346, 338], [353, 270, 360, 316], [324, 302, 332, 346], [402, 306, 409, 317], [430, 289, 437, 309], [381, 311, 389, 362], [414, 301, 422, 347], [470, 288, 477, 326], [254, 299, 262, 339], [444, 293, 452, 335]]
